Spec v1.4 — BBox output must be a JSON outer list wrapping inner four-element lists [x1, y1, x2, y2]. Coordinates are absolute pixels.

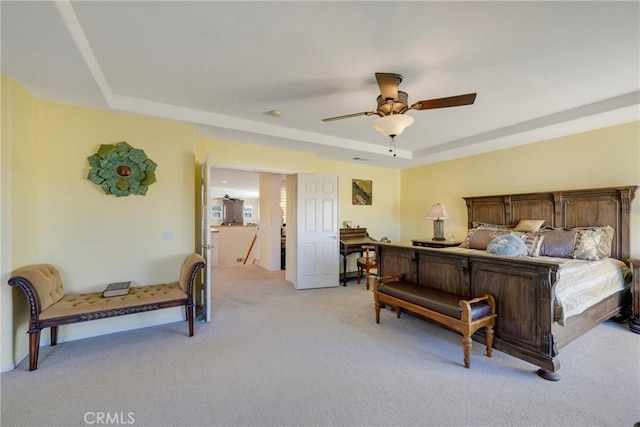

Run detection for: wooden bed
[[376, 186, 637, 380]]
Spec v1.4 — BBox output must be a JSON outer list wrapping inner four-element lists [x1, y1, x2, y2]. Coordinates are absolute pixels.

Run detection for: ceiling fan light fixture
[[372, 114, 415, 137]]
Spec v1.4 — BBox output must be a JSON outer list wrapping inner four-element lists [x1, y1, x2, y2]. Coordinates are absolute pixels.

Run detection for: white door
[[295, 174, 339, 289], [198, 157, 213, 322]]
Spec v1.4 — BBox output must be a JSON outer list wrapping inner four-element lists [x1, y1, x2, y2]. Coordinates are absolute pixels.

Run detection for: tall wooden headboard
[[463, 186, 637, 261]]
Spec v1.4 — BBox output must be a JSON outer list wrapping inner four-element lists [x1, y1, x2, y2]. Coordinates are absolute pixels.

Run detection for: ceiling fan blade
[[322, 111, 377, 122], [411, 93, 477, 111], [375, 73, 400, 102]]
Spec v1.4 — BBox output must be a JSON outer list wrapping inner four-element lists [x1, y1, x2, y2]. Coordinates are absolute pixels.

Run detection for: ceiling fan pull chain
[[389, 135, 397, 157]]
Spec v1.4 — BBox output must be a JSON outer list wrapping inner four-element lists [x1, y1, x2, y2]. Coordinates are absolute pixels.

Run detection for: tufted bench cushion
[[10, 264, 65, 312], [39, 283, 187, 320]]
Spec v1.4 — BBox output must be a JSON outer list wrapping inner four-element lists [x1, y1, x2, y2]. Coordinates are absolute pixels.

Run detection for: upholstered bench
[[8, 253, 205, 371], [373, 274, 496, 368]]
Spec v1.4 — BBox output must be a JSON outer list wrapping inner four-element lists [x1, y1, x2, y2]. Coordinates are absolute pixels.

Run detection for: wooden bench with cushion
[[373, 274, 496, 368], [8, 253, 205, 371]]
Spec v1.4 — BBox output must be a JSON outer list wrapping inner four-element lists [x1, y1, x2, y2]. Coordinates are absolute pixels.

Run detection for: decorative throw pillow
[[459, 228, 476, 248], [537, 229, 578, 258], [513, 219, 545, 232], [519, 233, 545, 257], [486, 234, 529, 256], [463, 228, 511, 250], [573, 226, 614, 260], [472, 222, 513, 230]]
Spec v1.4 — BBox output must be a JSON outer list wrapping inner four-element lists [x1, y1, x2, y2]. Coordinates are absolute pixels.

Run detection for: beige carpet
[[1, 264, 639, 427]]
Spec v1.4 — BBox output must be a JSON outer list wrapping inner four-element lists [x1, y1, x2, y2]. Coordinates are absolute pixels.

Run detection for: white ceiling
[[210, 168, 261, 200], [2, 1, 639, 170]]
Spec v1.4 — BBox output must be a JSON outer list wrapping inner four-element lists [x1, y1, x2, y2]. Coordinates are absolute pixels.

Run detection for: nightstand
[[412, 239, 462, 248]]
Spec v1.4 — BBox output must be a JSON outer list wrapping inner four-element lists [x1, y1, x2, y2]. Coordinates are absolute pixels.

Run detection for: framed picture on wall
[[352, 179, 372, 205]]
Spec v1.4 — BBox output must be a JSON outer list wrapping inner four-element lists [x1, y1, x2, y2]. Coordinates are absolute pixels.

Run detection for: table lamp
[[427, 203, 449, 241]]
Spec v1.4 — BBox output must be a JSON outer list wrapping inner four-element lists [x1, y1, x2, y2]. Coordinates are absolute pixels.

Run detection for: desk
[[340, 228, 376, 286]]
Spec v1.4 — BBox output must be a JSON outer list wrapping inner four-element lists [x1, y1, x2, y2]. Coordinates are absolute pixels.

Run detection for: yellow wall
[[400, 121, 640, 256], [34, 101, 196, 285], [1, 77, 39, 370], [315, 159, 401, 242]]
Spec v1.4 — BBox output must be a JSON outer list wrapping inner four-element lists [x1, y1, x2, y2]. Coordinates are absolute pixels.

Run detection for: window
[[280, 181, 287, 224], [211, 205, 222, 219], [243, 205, 253, 219]]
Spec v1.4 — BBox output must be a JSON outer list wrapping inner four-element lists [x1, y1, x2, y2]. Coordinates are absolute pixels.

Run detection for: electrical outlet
[[236, 258, 243, 262], [163, 230, 175, 241]]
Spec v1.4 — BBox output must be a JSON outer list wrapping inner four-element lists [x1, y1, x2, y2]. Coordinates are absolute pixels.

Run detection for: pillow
[[462, 228, 511, 250], [572, 226, 614, 260], [513, 219, 545, 232], [486, 234, 528, 257], [520, 233, 545, 257], [537, 229, 578, 258], [472, 222, 513, 230], [459, 228, 476, 248]]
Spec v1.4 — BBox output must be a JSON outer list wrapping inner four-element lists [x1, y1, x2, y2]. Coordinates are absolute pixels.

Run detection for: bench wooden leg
[[462, 334, 472, 368], [396, 306, 401, 318], [375, 302, 381, 323], [186, 305, 194, 337], [364, 268, 376, 291], [50, 326, 58, 346], [485, 325, 494, 358], [28, 330, 41, 371]]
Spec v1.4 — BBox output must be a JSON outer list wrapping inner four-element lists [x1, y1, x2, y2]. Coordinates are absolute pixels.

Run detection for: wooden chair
[[356, 245, 377, 290]]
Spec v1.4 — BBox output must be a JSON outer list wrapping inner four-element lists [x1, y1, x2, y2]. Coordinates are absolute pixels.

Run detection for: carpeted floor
[[1, 264, 639, 427]]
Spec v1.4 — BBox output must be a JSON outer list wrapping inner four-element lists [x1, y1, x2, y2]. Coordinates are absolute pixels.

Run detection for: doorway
[[209, 166, 289, 271]]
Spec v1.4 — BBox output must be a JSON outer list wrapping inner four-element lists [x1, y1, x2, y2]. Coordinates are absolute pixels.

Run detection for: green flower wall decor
[[87, 141, 157, 197]]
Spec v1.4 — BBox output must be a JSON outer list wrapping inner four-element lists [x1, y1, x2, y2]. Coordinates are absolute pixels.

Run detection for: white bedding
[[553, 257, 629, 325]]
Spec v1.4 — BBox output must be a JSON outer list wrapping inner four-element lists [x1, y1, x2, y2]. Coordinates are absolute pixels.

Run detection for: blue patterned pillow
[[486, 234, 528, 256]]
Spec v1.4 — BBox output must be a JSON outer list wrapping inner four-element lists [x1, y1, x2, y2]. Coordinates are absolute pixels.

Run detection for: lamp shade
[[427, 203, 449, 219], [372, 114, 415, 137]]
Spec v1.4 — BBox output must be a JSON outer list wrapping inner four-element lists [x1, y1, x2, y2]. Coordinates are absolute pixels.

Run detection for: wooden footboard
[[469, 256, 561, 375]]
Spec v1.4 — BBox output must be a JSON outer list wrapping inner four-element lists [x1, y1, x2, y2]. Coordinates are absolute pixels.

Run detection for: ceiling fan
[[322, 73, 477, 156]]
